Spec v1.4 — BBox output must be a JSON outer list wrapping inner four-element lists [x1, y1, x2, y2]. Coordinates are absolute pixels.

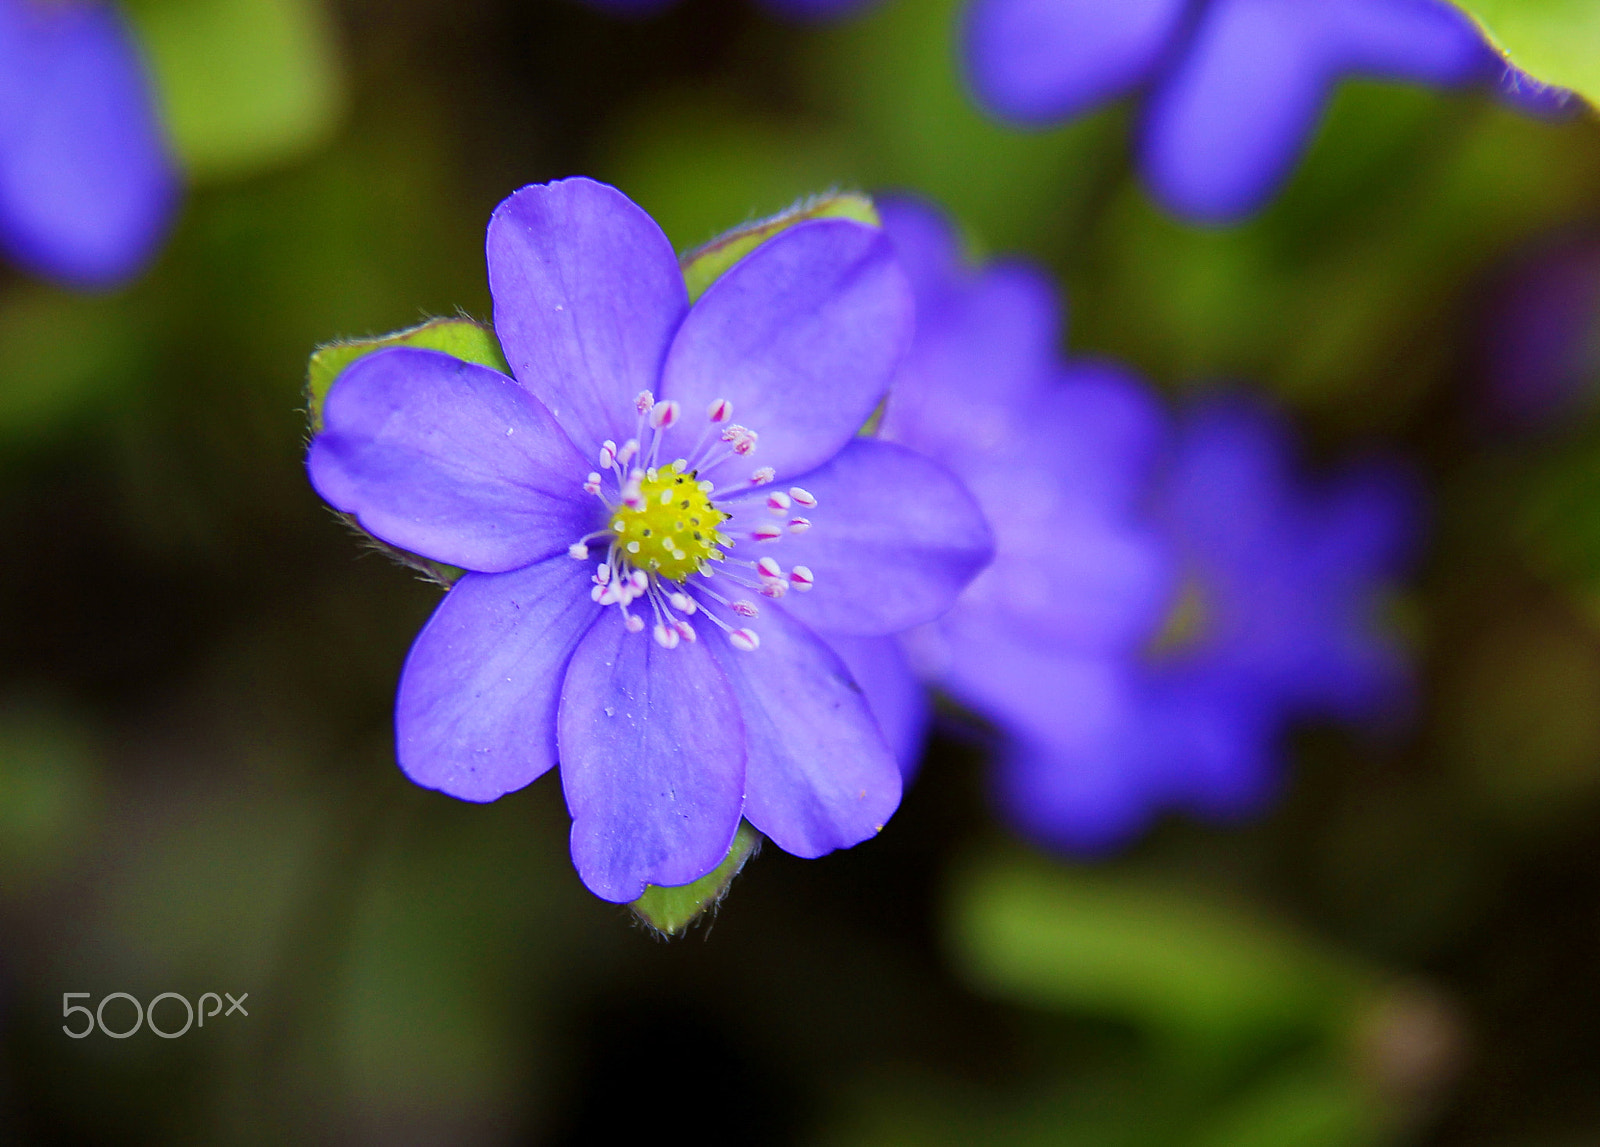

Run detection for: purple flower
[[307, 178, 993, 902], [963, 0, 1574, 223], [0, 0, 179, 288], [879, 197, 1418, 849]]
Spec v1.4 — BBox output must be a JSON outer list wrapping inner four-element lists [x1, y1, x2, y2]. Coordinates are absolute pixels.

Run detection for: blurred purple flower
[[0, 0, 179, 288], [963, 0, 1574, 223], [1478, 232, 1600, 431], [308, 178, 992, 902], [574, 0, 878, 22], [879, 197, 1419, 850]]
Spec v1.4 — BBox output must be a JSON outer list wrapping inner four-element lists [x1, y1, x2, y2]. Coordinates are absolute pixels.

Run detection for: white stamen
[[766, 491, 792, 514], [674, 619, 697, 643], [733, 430, 758, 456], [568, 542, 589, 560], [751, 467, 776, 486], [760, 580, 789, 599], [732, 600, 759, 618], [789, 566, 814, 592], [625, 614, 645, 633], [618, 439, 639, 467], [789, 487, 816, 508], [596, 563, 611, 584], [668, 592, 696, 614], [730, 628, 760, 652], [599, 440, 616, 468], [751, 523, 783, 542], [788, 517, 811, 534], [653, 622, 680, 649], [635, 391, 655, 415], [649, 399, 680, 429], [707, 398, 733, 423], [756, 556, 783, 581], [583, 472, 602, 495]]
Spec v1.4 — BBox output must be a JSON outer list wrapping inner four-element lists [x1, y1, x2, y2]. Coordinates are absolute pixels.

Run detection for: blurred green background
[[5, 0, 1600, 1142]]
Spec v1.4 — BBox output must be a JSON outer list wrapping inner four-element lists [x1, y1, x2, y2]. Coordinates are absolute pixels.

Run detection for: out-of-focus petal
[[876, 195, 964, 308], [308, 347, 598, 573], [964, 0, 1188, 123], [662, 218, 913, 482], [711, 602, 902, 858], [558, 611, 746, 902], [0, 0, 178, 288], [1140, 0, 1503, 222], [487, 177, 688, 453], [829, 634, 931, 779], [395, 558, 599, 803], [759, 0, 882, 20], [724, 438, 993, 637]]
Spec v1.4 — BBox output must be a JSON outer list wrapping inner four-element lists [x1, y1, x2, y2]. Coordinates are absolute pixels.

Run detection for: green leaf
[[946, 854, 1364, 1065], [680, 192, 880, 303], [123, 0, 346, 181], [305, 316, 508, 432], [1449, 1, 1600, 106], [630, 822, 762, 936]]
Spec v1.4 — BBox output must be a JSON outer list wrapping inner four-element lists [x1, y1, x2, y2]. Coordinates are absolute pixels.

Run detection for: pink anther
[[751, 467, 776, 486], [583, 473, 602, 495], [751, 523, 783, 542], [731, 600, 759, 618], [618, 439, 640, 466], [789, 487, 816, 508], [568, 542, 589, 560], [674, 619, 697, 643], [720, 423, 749, 443], [787, 517, 811, 534], [635, 391, 655, 414], [630, 570, 649, 592], [707, 398, 733, 423], [733, 430, 758, 456], [624, 613, 645, 633], [759, 580, 789, 599], [730, 628, 760, 652], [756, 556, 783, 581], [766, 491, 792, 514], [649, 399, 680, 429], [789, 565, 814, 592], [595, 563, 611, 584], [599, 440, 617, 468], [668, 592, 696, 614]]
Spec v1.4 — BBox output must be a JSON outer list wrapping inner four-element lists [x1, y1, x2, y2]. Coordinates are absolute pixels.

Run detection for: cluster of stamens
[[567, 391, 817, 651]]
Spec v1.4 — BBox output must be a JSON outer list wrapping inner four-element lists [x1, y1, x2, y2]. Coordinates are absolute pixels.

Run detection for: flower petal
[[964, 0, 1188, 123], [0, 1, 178, 288], [1140, 0, 1500, 222], [710, 602, 902, 859], [829, 635, 931, 779], [558, 611, 746, 903], [486, 177, 688, 453], [724, 438, 993, 637], [395, 557, 600, 802], [308, 347, 598, 572], [661, 218, 913, 482]]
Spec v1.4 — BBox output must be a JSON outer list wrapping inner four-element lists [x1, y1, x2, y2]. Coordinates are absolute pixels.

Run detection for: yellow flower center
[[608, 462, 729, 582]]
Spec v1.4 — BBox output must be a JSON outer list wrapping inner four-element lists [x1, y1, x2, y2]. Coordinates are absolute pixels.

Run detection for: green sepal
[[307, 317, 508, 587], [305, 316, 509, 433], [1448, 1, 1600, 107], [679, 192, 880, 303], [123, 0, 346, 182], [630, 822, 762, 936]]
